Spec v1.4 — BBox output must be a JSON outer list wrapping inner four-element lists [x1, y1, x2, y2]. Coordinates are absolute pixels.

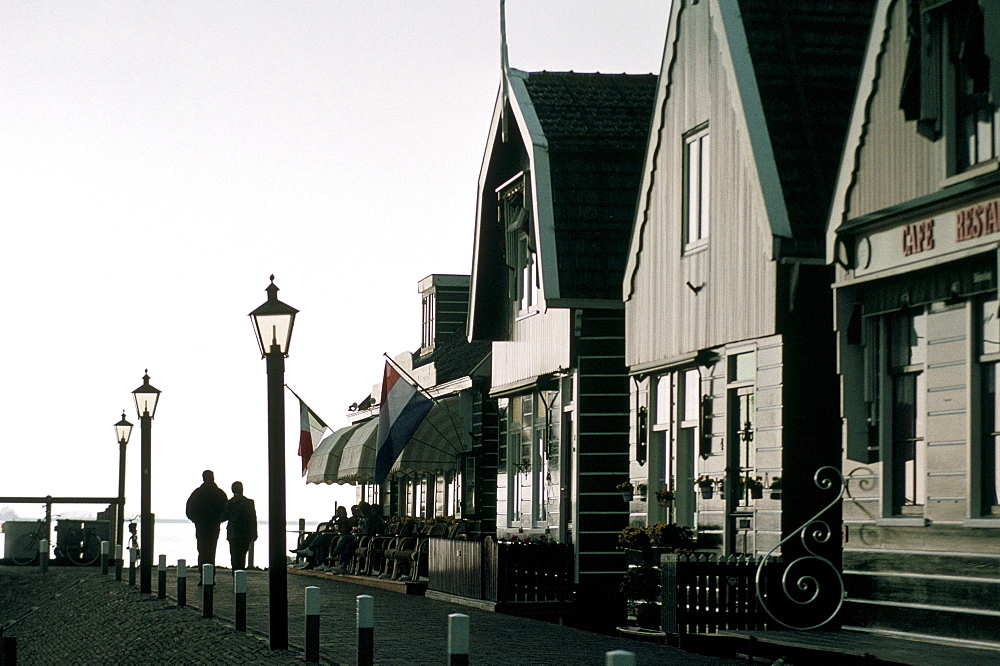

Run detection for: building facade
[[623, 0, 874, 566], [827, 0, 1000, 643]]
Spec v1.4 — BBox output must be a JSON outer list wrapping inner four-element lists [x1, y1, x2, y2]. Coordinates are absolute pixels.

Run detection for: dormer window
[[498, 172, 538, 314]]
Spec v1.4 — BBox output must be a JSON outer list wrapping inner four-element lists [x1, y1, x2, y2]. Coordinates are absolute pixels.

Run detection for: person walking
[[222, 481, 258, 573], [185, 470, 228, 582]]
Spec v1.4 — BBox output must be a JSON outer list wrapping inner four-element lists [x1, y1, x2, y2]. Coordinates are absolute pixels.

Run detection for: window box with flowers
[[616, 481, 635, 502], [746, 475, 764, 500]]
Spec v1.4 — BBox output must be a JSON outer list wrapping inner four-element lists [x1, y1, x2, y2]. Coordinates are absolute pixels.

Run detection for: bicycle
[[11, 519, 102, 566]]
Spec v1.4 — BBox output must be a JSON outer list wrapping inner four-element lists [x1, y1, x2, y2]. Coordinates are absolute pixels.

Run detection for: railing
[[661, 553, 783, 636], [429, 536, 575, 604]]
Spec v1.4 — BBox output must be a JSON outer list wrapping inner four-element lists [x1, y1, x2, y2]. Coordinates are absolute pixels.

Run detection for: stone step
[[843, 597, 1000, 645], [843, 549, 1000, 579], [845, 569, 1000, 612]]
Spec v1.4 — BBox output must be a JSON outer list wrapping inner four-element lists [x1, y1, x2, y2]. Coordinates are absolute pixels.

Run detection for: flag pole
[[381, 353, 465, 452], [284, 384, 328, 429]]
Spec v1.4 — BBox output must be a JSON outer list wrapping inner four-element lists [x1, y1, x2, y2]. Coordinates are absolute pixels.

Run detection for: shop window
[[682, 124, 710, 251], [979, 297, 1000, 515], [503, 391, 555, 528], [889, 311, 927, 510]]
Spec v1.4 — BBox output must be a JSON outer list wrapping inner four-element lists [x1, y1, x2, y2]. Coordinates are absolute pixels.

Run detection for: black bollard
[[305, 586, 320, 662], [101, 541, 110, 576], [157, 555, 166, 599], [2, 630, 16, 666], [115, 545, 123, 581], [357, 595, 373, 666], [128, 547, 137, 587], [235, 570, 247, 631], [202, 564, 214, 619], [177, 559, 187, 608], [448, 613, 470, 666]]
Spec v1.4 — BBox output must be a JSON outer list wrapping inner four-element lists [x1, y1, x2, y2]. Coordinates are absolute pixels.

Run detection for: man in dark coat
[[185, 470, 228, 580], [221, 480, 257, 573]]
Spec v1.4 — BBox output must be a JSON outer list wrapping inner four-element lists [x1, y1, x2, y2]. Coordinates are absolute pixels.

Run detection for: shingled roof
[[737, 0, 875, 247], [521, 71, 658, 300]]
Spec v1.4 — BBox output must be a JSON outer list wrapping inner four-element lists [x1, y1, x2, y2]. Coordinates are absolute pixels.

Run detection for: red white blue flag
[[298, 399, 328, 477], [375, 361, 433, 485]]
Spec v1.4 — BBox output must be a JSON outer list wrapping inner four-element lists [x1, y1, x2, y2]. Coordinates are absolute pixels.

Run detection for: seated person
[[328, 502, 383, 573], [294, 505, 353, 568]]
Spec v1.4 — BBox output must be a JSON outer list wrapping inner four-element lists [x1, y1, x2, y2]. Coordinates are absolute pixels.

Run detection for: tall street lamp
[[114, 411, 133, 569], [249, 275, 298, 651], [132, 371, 160, 594]]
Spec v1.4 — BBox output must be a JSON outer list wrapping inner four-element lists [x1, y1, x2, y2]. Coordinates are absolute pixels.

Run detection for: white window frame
[[683, 124, 710, 251]]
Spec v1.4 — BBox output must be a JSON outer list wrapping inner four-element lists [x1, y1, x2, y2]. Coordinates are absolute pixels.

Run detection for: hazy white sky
[[0, 1, 670, 526]]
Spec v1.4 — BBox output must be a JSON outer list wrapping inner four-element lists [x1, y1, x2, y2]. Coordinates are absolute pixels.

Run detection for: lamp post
[[249, 275, 298, 651], [132, 371, 161, 594], [114, 411, 133, 569]]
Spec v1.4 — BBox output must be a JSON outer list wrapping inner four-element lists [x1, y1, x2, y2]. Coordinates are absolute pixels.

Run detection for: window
[[900, 0, 1000, 173], [421, 291, 436, 349], [683, 125, 710, 249], [500, 391, 556, 528], [889, 311, 927, 510], [498, 174, 538, 315], [979, 297, 1000, 515]]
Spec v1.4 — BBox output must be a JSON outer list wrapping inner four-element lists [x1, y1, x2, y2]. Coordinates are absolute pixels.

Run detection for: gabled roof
[[469, 69, 657, 332], [524, 72, 658, 301], [623, 0, 874, 295]]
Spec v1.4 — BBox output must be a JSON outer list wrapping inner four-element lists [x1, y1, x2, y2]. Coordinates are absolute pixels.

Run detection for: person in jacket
[[221, 481, 257, 573], [185, 470, 228, 580]]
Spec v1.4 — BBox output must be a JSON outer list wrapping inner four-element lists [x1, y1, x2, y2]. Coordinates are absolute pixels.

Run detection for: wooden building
[[622, 0, 874, 566], [468, 68, 657, 628], [306, 274, 494, 532], [826, 0, 1000, 644]]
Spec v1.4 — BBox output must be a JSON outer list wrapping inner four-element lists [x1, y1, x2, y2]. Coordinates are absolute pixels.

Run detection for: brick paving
[[1, 564, 743, 665]]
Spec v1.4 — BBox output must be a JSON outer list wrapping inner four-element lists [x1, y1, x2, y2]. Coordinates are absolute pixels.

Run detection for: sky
[[0, 1, 670, 529]]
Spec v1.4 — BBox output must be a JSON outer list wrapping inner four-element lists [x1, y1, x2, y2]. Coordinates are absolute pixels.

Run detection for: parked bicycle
[[11, 519, 103, 566]]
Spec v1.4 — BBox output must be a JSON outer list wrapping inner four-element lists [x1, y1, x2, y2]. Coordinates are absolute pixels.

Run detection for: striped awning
[[305, 424, 354, 485], [306, 395, 467, 485]]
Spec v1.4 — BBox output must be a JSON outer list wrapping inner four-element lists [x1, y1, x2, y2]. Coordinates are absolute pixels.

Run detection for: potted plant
[[616, 481, 635, 502], [620, 565, 662, 630], [648, 522, 696, 553], [769, 476, 782, 500], [654, 487, 675, 506], [746, 475, 764, 499], [636, 483, 648, 500], [696, 475, 715, 499]]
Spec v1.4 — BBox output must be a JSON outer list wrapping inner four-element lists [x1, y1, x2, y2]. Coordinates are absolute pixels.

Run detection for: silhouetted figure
[[222, 481, 258, 573], [185, 470, 228, 581]]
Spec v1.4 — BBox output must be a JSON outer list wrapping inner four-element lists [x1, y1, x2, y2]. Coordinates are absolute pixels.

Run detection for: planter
[[699, 486, 713, 499], [770, 490, 782, 500], [620, 491, 633, 502], [657, 498, 674, 507], [635, 603, 661, 630], [749, 487, 763, 499]]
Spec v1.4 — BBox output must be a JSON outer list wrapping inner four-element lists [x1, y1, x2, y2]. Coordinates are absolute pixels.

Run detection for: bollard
[[202, 564, 214, 619], [128, 546, 137, 586], [234, 570, 247, 631], [39, 538, 48, 575], [447, 613, 470, 666], [606, 650, 636, 666], [2, 628, 16, 666], [115, 544, 123, 581], [304, 585, 320, 662], [177, 559, 187, 607], [101, 541, 110, 575], [357, 594, 374, 666], [157, 555, 167, 599]]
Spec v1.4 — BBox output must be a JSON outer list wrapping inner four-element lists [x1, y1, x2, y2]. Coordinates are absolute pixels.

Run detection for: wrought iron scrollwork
[[754, 465, 846, 630]]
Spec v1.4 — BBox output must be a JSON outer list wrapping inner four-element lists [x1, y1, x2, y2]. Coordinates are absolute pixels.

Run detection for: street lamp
[[249, 275, 298, 651], [132, 371, 160, 594], [114, 411, 133, 570]]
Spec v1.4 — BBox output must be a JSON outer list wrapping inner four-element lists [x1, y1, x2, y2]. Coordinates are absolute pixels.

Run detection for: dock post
[[177, 559, 187, 607], [447, 613, 469, 665], [235, 570, 247, 631], [115, 544, 123, 581], [606, 650, 635, 666], [357, 594, 374, 666], [101, 541, 110, 575], [304, 585, 320, 662], [157, 555, 166, 599], [39, 538, 48, 575], [202, 564, 214, 619], [128, 546, 137, 586]]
